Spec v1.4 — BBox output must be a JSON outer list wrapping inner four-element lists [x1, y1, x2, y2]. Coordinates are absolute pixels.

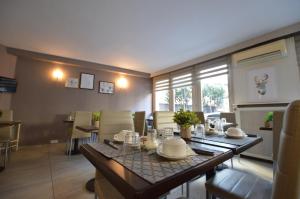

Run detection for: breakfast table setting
[[80, 124, 263, 198]]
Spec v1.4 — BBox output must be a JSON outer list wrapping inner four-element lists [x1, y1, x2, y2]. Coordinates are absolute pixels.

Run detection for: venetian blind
[[153, 56, 231, 90], [153, 75, 170, 91], [194, 56, 230, 81], [170, 68, 193, 88]]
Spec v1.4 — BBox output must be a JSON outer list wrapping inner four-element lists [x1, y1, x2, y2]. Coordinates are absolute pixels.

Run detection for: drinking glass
[[162, 127, 174, 139], [215, 119, 224, 136], [146, 129, 158, 148], [221, 118, 227, 124], [123, 132, 141, 153], [195, 124, 205, 139]]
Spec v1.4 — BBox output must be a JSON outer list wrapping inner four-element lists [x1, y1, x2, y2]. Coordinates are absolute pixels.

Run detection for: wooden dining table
[[80, 130, 263, 198], [191, 133, 263, 155], [81, 142, 233, 199]]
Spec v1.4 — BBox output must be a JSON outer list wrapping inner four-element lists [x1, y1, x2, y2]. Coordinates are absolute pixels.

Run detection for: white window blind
[[154, 79, 170, 91], [153, 56, 230, 90], [195, 57, 230, 81], [171, 73, 193, 88]]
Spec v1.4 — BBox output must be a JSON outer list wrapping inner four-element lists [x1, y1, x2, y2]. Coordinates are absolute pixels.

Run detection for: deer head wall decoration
[[254, 74, 269, 95]]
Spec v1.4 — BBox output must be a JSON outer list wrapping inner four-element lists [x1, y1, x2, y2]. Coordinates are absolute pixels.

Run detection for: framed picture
[[247, 67, 278, 102], [99, 81, 114, 94], [80, 73, 95, 90], [65, 77, 79, 88]]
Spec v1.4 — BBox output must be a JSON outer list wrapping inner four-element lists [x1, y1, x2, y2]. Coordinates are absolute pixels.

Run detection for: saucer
[[224, 131, 247, 139]]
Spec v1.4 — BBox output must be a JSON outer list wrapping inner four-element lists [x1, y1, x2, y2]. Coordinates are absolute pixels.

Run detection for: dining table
[[80, 130, 263, 198], [0, 120, 22, 172], [81, 141, 233, 199]]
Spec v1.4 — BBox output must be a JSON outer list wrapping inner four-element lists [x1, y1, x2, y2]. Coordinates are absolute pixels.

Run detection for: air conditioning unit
[[232, 39, 288, 67]]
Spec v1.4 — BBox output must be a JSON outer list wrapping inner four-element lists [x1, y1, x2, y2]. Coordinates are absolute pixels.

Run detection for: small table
[[0, 121, 22, 128], [0, 121, 22, 172]]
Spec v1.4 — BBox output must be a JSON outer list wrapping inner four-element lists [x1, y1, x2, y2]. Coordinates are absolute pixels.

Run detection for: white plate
[[224, 131, 247, 139], [113, 137, 124, 143], [156, 144, 187, 160], [205, 129, 218, 135]]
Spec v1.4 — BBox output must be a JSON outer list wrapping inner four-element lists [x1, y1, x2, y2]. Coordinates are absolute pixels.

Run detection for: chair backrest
[[272, 111, 284, 163], [134, 111, 146, 136], [220, 112, 236, 124], [72, 111, 92, 138], [0, 110, 13, 139], [153, 111, 177, 130], [272, 101, 300, 199], [99, 111, 134, 143], [194, 111, 205, 124]]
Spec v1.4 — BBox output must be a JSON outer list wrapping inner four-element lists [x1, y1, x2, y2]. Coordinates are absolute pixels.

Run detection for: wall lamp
[[116, 76, 128, 89], [52, 68, 64, 81]]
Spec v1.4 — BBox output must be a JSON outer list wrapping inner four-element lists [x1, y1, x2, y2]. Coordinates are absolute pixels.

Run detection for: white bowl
[[162, 138, 186, 157], [226, 128, 244, 137]]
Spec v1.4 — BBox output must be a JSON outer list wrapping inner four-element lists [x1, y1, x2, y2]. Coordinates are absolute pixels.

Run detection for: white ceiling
[[1, 0, 300, 74]]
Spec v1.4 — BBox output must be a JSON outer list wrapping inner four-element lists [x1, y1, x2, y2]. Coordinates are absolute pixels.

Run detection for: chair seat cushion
[[205, 169, 272, 199]]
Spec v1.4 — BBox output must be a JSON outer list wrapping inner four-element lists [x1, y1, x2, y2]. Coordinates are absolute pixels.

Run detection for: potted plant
[[173, 109, 200, 139], [264, 112, 273, 128], [92, 112, 101, 128]]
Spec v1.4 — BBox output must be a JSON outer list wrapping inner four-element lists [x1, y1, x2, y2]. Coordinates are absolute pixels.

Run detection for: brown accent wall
[[11, 57, 152, 145]]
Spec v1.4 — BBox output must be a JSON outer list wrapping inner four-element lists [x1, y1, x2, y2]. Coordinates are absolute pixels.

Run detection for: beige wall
[[0, 44, 17, 109], [10, 57, 152, 145]]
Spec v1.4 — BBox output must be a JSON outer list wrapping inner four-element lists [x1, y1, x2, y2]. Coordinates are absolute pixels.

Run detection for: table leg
[[66, 138, 81, 155], [0, 142, 9, 172], [86, 178, 95, 192]]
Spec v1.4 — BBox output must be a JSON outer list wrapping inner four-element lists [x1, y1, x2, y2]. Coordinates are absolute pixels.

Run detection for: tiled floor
[[0, 144, 273, 199]]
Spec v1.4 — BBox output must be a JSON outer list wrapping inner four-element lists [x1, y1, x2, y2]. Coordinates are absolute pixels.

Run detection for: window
[[155, 90, 169, 111], [199, 64, 230, 117], [174, 86, 192, 111], [172, 73, 193, 111], [153, 56, 231, 114], [154, 79, 170, 111]]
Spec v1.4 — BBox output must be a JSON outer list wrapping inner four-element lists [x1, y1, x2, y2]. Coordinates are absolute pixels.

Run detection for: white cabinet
[[242, 130, 273, 160], [235, 104, 286, 161]]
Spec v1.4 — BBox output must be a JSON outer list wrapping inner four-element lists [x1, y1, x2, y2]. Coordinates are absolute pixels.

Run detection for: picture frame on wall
[[65, 77, 79, 88], [79, 73, 95, 90], [99, 81, 114, 94]]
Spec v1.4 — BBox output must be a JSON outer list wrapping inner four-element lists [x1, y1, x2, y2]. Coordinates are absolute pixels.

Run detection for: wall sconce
[[116, 77, 128, 89], [52, 68, 64, 81]]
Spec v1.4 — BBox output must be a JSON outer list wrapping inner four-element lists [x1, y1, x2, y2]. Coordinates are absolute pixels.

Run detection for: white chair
[[66, 111, 92, 155], [0, 110, 21, 151], [153, 111, 177, 130], [98, 110, 134, 143], [95, 110, 134, 199]]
